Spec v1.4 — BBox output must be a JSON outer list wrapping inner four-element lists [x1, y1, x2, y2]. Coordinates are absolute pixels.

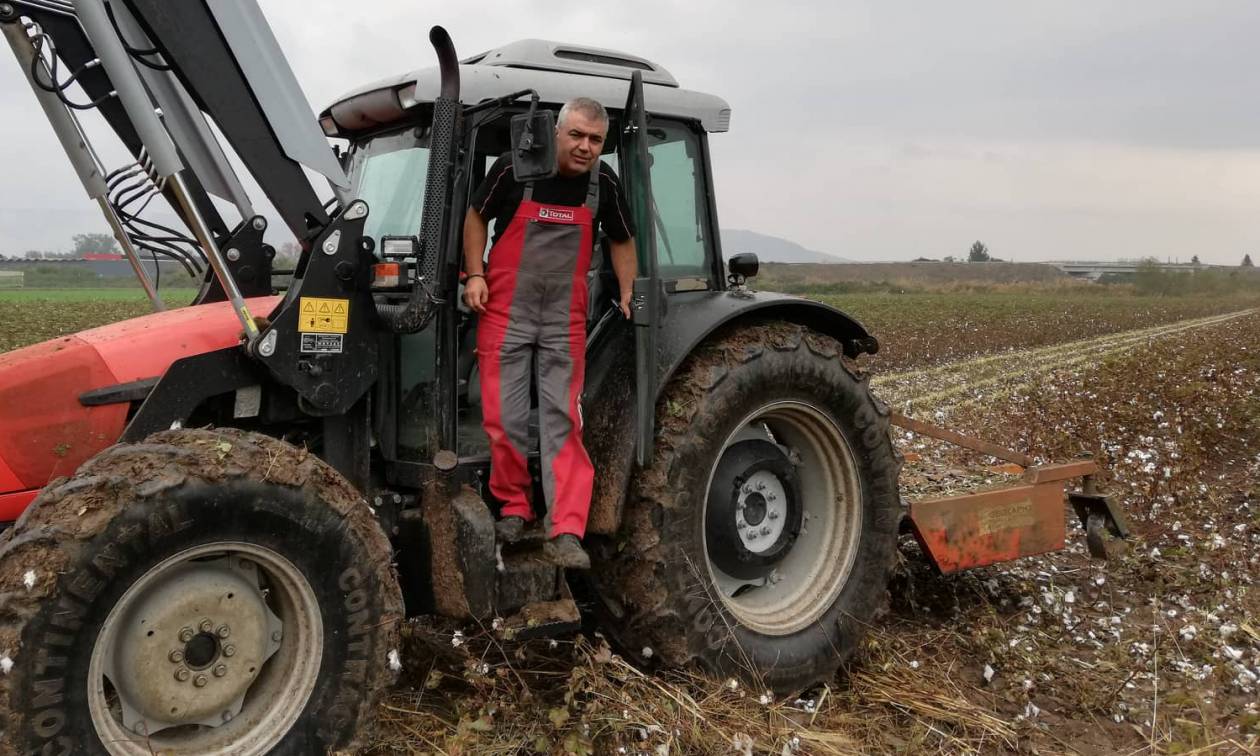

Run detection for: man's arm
[[462, 207, 489, 313], [609, 237, 637, 319]]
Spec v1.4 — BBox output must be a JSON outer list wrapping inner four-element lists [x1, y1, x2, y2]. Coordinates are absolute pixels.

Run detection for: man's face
[[555, 110, 608, 176]]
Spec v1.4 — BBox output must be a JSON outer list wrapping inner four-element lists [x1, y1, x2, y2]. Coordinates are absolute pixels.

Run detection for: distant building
[[1044, 260, 1209, 282]]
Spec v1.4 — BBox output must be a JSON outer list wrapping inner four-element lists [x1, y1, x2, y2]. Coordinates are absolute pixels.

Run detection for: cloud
[[1, 0, 1257, 264]]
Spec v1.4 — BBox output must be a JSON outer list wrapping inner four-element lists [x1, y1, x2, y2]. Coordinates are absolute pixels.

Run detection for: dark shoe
[[543, 534, 591, 570], [495, 516, 526, 544]]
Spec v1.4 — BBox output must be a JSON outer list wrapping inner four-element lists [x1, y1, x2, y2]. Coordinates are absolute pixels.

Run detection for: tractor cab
[[323, 41, 736, 476]]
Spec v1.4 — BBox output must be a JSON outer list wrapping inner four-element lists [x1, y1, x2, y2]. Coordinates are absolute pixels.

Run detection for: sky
[[1, 0, 1258, 265]]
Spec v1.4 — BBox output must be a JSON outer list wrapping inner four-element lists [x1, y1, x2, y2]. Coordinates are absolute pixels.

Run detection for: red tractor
[[0, 2, 1128, 753]]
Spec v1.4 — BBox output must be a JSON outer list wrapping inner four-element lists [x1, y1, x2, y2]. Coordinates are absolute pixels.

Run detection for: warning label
[[300, 333, 344, 354], [298, 297, 349, 333]]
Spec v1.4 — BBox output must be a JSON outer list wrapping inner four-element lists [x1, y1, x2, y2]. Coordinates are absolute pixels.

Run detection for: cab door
[[620, 71, 662, 465]]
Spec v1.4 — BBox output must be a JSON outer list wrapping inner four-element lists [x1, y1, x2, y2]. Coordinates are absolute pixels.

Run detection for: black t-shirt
[[469, 153, 636, 248]]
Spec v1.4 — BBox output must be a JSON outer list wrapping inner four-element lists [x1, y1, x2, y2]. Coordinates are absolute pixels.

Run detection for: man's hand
[[619, 288, 632, 319], [609, 237, 638, 320], [464, 275, 489, 313]]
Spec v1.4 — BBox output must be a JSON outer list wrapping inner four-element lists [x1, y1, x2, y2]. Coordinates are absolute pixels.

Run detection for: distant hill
[[721, 228, 852, 264]]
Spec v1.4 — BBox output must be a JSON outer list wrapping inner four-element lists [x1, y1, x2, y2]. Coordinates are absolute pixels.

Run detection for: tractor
[[0, 2, 1128, 753]]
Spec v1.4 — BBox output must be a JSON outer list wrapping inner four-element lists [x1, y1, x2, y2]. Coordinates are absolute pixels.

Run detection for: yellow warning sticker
[[298, 297, 349, 334]]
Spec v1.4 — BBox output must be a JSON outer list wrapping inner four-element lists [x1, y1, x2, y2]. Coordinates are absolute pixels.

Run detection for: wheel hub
[[735, 470, 789, 554], [102, 555, 283, 735], [706, 439, 802, 579]]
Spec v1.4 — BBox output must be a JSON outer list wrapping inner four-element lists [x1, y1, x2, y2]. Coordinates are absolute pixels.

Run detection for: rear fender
[[585, 290, 876, 535]]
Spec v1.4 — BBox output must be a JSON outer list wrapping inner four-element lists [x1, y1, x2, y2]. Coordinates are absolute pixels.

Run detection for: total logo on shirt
[[537, 207, 576, 222]]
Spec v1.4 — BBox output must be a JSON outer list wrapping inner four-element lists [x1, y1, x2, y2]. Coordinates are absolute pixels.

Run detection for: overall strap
[[584, 164, 601, 215], [523, 181, 535, 203]]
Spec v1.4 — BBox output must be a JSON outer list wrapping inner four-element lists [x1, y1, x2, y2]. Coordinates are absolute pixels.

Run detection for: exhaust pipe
[[375, 25, 459, 333]]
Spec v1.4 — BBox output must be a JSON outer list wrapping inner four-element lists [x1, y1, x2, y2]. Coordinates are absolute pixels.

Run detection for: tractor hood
[[0, 296, 280, 519]]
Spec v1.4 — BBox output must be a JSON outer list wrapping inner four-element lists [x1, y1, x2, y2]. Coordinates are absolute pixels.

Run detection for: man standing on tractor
[[462, 97, 638, 569]]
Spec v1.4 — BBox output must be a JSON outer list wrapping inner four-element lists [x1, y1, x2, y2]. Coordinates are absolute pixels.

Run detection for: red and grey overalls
[[476, 168, 599, 538]]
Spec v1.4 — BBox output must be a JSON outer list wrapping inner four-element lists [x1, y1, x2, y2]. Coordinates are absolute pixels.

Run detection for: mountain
[[721, 228, 852, 264]]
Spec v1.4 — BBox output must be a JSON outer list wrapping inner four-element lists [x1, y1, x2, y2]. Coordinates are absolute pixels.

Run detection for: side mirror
[[509, 110, 557, 182], [728, 252, 759, 279]]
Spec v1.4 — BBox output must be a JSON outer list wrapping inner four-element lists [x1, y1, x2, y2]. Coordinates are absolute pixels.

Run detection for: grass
[[0, 287, 199, 303]]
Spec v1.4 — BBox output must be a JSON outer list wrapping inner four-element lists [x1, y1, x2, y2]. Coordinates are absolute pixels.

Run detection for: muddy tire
[[0, 428, 403, 755], [592, 321, 901, 693]]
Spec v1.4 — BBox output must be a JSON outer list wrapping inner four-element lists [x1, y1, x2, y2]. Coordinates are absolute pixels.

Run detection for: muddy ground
[[371, 307, 1260, 754]]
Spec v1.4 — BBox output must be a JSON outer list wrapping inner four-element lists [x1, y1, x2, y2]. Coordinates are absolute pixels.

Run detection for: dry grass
[[372, 309, 1260, 755]]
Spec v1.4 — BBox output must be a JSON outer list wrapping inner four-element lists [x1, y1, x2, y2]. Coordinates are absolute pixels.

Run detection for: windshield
[[350, 130, 431, 240]]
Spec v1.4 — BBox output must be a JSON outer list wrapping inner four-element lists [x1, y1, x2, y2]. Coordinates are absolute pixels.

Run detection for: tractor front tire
[[0, 428, 403, 755], [593, 321, 902, 693]]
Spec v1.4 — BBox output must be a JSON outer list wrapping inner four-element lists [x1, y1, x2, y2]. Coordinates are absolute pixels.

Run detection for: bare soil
[[370, 309, 1260, 755]]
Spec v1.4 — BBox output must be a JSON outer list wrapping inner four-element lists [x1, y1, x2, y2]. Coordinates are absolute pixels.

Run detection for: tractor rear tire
[[592, 321, 901, 693], [0, 428, 403, 755]]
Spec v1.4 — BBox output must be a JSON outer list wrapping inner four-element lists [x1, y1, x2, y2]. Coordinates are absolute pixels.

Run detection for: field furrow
[[874, 307, 1256, 411]]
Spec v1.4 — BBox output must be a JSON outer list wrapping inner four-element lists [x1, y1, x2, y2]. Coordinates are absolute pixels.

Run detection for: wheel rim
[[88, 542, 323, 755], [702, 401, 863, 636]]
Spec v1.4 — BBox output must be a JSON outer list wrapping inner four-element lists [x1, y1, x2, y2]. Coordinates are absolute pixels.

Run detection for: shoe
[[543, 534, 591, 570], [495, 516, 526, 544]]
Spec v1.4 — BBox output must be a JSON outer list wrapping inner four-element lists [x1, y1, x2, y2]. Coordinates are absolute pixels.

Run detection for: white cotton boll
[[641, 646, 654, 659], [759, 692, 773, 705], [0, 654, 12, 675], [983, 664, 995, 683], [450, 630, 465, 648], [1223, 646, 1244, 661], [1064, 591, 1076, 605], [1180, 625, 1198, 641], [22, 570, 35, 591], [909, 660, 920, 669], [491, 617, 504, 631], [387, 649, 402, 672]]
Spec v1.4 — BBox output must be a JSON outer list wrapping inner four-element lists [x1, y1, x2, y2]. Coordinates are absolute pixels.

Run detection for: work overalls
[[476, 168, 599, 538]]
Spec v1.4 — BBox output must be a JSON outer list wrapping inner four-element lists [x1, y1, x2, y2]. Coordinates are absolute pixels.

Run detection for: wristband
[[466, 273, 485, 281]]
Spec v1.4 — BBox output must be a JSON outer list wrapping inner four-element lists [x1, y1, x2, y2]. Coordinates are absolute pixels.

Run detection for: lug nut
[[179, 627, 194, 642], [768, 511, 780, 521], [767, 494, 777, 502], [133, 722, 147, 736], [199, 619, 214, 633], [741, 484, 752, 495], [174, 667, 190, 682], [169, 650, 184, 664], [213, 664, 228, 677], [193, 675, 208, 688], [748, 532, 759, 541], [755, 481, 766, 491], [216, 624, 231, 639], [760, 526, 771, 536], [222, 710, 234, 723], [223, 644, 236, 657], [736, 520, 747, 530], [271, 630, 283, 642]]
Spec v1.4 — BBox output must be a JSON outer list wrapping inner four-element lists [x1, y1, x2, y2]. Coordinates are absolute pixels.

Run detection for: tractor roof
[[320, 39, 732, 138]]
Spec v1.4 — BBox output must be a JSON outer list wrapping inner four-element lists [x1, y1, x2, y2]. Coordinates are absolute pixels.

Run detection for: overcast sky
[[1, 0, 1258, 264]]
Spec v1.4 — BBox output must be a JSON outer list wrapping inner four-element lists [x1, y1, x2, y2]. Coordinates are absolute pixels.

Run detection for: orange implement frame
[[893, 413, 1128, 574]]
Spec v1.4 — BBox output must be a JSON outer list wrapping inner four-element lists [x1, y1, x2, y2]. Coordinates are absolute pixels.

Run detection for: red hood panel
[[0, 296, 280, 492], [77, 295, 281, 382]]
